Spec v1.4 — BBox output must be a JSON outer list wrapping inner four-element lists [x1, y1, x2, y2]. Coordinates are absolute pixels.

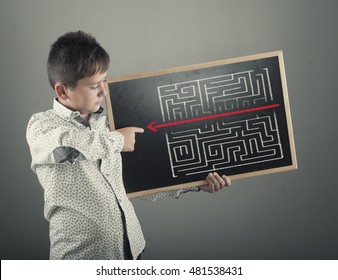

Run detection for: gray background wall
[[1, 0, 337, 260]]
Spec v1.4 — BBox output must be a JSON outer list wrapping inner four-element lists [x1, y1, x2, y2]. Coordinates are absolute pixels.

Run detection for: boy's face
[[59, 71, 108, 119]]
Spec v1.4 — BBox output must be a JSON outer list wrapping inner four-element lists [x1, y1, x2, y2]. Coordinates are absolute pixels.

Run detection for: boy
[[26, 31, 231, 260]]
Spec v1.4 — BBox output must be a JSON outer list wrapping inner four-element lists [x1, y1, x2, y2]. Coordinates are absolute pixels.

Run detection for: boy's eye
[[90, 85, 99, 89]]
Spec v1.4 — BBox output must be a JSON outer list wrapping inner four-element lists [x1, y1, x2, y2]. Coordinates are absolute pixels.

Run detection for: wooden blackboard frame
[[105, 51, 297, 198]]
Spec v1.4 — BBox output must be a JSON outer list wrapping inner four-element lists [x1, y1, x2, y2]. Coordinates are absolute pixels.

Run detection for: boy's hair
[[47, 31, 110, 89]]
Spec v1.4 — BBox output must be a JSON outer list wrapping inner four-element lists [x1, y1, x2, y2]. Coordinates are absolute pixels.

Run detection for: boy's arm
[[26, 113, 124, 171], [140, 172, 231, 201]]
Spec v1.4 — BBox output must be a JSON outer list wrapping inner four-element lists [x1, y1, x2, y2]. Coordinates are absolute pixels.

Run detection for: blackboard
[[105, 51, 297, 198]]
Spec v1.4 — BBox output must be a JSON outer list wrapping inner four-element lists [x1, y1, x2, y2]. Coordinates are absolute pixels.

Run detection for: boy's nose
[[99, 83, 107, 97]]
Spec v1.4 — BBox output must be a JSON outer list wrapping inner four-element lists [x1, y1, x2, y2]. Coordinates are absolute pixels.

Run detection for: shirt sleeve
[[26, 113, 124, 172], [139, 187, 201, 201]]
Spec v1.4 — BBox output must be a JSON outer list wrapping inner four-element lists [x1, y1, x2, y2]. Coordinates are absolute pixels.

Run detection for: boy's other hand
[[200, 172, 232, 193], [117, 127, 144, 152]]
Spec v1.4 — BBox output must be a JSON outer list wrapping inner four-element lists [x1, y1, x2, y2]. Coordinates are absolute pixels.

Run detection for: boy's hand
[[117, 127, 144, 152], [200, 172, 231, 193]]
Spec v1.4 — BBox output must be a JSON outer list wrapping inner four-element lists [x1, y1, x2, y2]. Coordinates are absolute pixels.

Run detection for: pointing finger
[[133, 127, 144, 133]]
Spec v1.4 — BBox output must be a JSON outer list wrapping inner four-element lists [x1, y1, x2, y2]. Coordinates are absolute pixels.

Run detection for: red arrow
[[147, 103, 280, 132]]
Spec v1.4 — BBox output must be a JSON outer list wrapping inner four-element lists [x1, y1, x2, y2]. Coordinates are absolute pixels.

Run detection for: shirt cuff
[[107, 131, 125, 153], [182, 186, 201, 193]]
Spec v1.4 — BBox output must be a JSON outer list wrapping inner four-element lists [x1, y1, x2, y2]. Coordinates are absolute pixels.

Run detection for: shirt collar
[[53, 98, 104, 126]]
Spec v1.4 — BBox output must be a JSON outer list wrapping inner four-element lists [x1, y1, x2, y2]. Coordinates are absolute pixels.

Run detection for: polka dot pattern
[[26, 99, 145, 259]]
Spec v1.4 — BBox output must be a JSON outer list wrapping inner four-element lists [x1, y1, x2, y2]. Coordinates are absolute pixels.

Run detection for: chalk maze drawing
[[158, 69, 283, 177], [106, 51, 296, 196]]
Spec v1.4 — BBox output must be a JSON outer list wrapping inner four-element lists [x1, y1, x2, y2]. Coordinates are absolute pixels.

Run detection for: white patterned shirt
[[27, 99, 199, 259]]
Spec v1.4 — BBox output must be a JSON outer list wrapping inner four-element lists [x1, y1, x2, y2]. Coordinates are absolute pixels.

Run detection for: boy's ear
[[54, 82, 69, 100]]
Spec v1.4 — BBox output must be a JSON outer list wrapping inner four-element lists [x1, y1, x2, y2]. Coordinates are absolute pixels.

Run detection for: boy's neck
[[81, 114, 90, 122], [56, 98, 91, 122]]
